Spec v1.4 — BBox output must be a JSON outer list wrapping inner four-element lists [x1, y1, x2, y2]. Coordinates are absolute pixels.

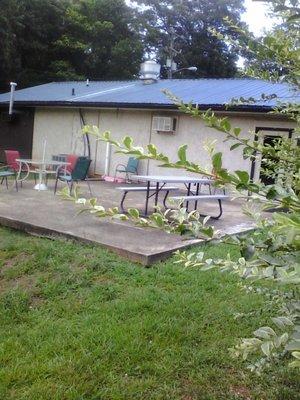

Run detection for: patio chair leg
[[86, 180, 92, 196], [5, 177, 8, 189], [69, 181, 74, 195], [0, 177, 4, 185], [120, 190, 128, 213], [194, 183, 200, 210], [54, 177, 59, 194], [163, 190, 170, 209], [15, 175, 18, 192]]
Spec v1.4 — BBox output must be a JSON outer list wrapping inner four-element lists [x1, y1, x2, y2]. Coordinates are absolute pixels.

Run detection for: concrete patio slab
[[0, 180, 255, 265]]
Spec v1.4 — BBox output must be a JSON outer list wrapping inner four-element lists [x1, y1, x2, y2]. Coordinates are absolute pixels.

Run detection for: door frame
[[250, 126, 294, 182]]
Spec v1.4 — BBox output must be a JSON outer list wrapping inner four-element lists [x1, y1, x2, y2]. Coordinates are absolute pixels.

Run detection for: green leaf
[[254, 327, 276, 339], [123, 136, 133, 149], [220, 118, 231, 131], [235, 170, 249, 183], [266, 187, 278, 200], [272, 316, 294, 329], [233, 127, 241, 136], [230, 143, 242, 151], [178, 144, 188, 162], [151, 214, 165, 227], [212, 152, 222, 171], [241, 245, 255, 260], [261, 341, 273, 356], [147, 144, 157, 156], [128, 208, 140, 219], [291, 351, 300, 360]]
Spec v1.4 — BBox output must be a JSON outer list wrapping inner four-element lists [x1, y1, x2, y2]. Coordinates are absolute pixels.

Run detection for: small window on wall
[[152, 116, 177, 134]]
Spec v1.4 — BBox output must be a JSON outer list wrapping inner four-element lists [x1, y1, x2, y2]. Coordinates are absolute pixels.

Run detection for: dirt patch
[[0, 252, 33, 273], [0, 272, 43, 295], [230, 385, 252, 400]]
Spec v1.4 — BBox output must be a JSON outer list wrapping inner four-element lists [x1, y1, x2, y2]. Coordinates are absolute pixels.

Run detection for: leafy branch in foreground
[[83, 123, 299, 212], [60, 186, 215, 240]]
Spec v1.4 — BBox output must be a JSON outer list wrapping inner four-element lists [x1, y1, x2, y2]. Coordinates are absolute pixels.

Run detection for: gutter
[[0, 100, 277, 113]]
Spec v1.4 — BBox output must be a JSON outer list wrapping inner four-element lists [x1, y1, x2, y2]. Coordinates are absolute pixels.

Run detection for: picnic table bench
[[170, 194, 229, 219], [116, 186, 178, 213]]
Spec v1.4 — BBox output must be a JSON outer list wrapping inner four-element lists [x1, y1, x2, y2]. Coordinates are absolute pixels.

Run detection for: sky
[[242, 0, 274, 35]]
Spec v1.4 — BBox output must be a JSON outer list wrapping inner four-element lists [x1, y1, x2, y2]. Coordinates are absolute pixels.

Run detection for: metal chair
[[4, 149, 36, 184], [0, 165, 18, 191], [114, 157, 139, 182], [46, 154, 79, 184], [54, 156, 92, 195], [66, 154, 79, 174]]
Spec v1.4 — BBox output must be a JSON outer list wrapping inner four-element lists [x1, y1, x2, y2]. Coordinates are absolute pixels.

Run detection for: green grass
[[0, 227, 298, 400]]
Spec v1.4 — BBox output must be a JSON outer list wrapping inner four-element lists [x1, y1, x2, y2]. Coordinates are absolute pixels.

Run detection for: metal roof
[[0, 78, 298, 111]]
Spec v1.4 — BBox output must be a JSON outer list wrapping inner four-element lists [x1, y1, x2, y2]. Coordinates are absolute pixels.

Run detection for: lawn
[[0, 227, 298, 400]]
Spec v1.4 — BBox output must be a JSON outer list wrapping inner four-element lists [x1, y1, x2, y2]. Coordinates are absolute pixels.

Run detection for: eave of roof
[[0, 100, 275, 113]]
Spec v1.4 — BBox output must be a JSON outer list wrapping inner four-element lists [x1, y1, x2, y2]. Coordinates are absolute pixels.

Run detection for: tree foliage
[[0, 0, 143, 91], [134, 0, 245, 78]]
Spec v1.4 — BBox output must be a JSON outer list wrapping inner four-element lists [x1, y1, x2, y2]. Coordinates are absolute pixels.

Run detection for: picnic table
[[129, 175, 214, 215]]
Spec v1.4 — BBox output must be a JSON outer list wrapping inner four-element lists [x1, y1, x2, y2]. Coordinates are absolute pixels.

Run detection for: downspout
[[9, 82, 17, 115], [79, 108, 91, 159]]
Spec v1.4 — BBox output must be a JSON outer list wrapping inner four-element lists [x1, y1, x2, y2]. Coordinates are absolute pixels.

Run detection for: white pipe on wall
[[9, 82, 17, 115], [104, 142, 111, 176]]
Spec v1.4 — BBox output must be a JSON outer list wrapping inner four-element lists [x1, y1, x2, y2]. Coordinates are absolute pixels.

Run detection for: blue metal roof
[[0, 79, 298, 110]]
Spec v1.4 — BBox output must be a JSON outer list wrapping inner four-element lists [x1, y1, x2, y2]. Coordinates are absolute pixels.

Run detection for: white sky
[[242, 0, 274, 35]]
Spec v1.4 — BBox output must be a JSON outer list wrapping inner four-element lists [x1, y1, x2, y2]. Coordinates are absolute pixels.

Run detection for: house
[[0, 76, 298, 182]]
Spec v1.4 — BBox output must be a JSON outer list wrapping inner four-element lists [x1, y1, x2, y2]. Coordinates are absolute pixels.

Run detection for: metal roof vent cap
[[140, 60, 161, 84]]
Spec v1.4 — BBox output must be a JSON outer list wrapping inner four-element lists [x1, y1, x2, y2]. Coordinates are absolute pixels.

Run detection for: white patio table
[[131, 175, 213, 215], [16, 158, 70, 191]]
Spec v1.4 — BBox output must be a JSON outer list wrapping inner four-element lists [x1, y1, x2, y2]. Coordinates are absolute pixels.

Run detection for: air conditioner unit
[[152, 116, 177, 133]]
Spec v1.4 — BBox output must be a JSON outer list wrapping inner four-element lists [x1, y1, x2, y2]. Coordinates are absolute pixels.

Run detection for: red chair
[[4, 150, 20, 172], [66, 154, 78, 174], [4, 149, 32, 184]]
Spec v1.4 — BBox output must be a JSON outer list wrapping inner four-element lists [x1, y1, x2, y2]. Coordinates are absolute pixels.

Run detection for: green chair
[[54, 156, 92, 195], [0, 167, 18, 191], [114, 157, 139, 182]]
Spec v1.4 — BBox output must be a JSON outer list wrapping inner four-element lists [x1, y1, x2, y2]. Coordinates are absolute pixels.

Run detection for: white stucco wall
[[32, 107, 295, 181]]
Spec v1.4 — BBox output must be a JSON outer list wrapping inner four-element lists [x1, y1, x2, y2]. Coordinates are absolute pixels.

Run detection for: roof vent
[[140, 60, 161, 84]]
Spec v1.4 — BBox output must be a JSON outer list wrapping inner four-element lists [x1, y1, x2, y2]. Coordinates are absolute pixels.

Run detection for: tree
[[0, 0, 143, 91], [133, 0, 245, 78], [54, 0, 143, 81], [0, 0, 71, 91]]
